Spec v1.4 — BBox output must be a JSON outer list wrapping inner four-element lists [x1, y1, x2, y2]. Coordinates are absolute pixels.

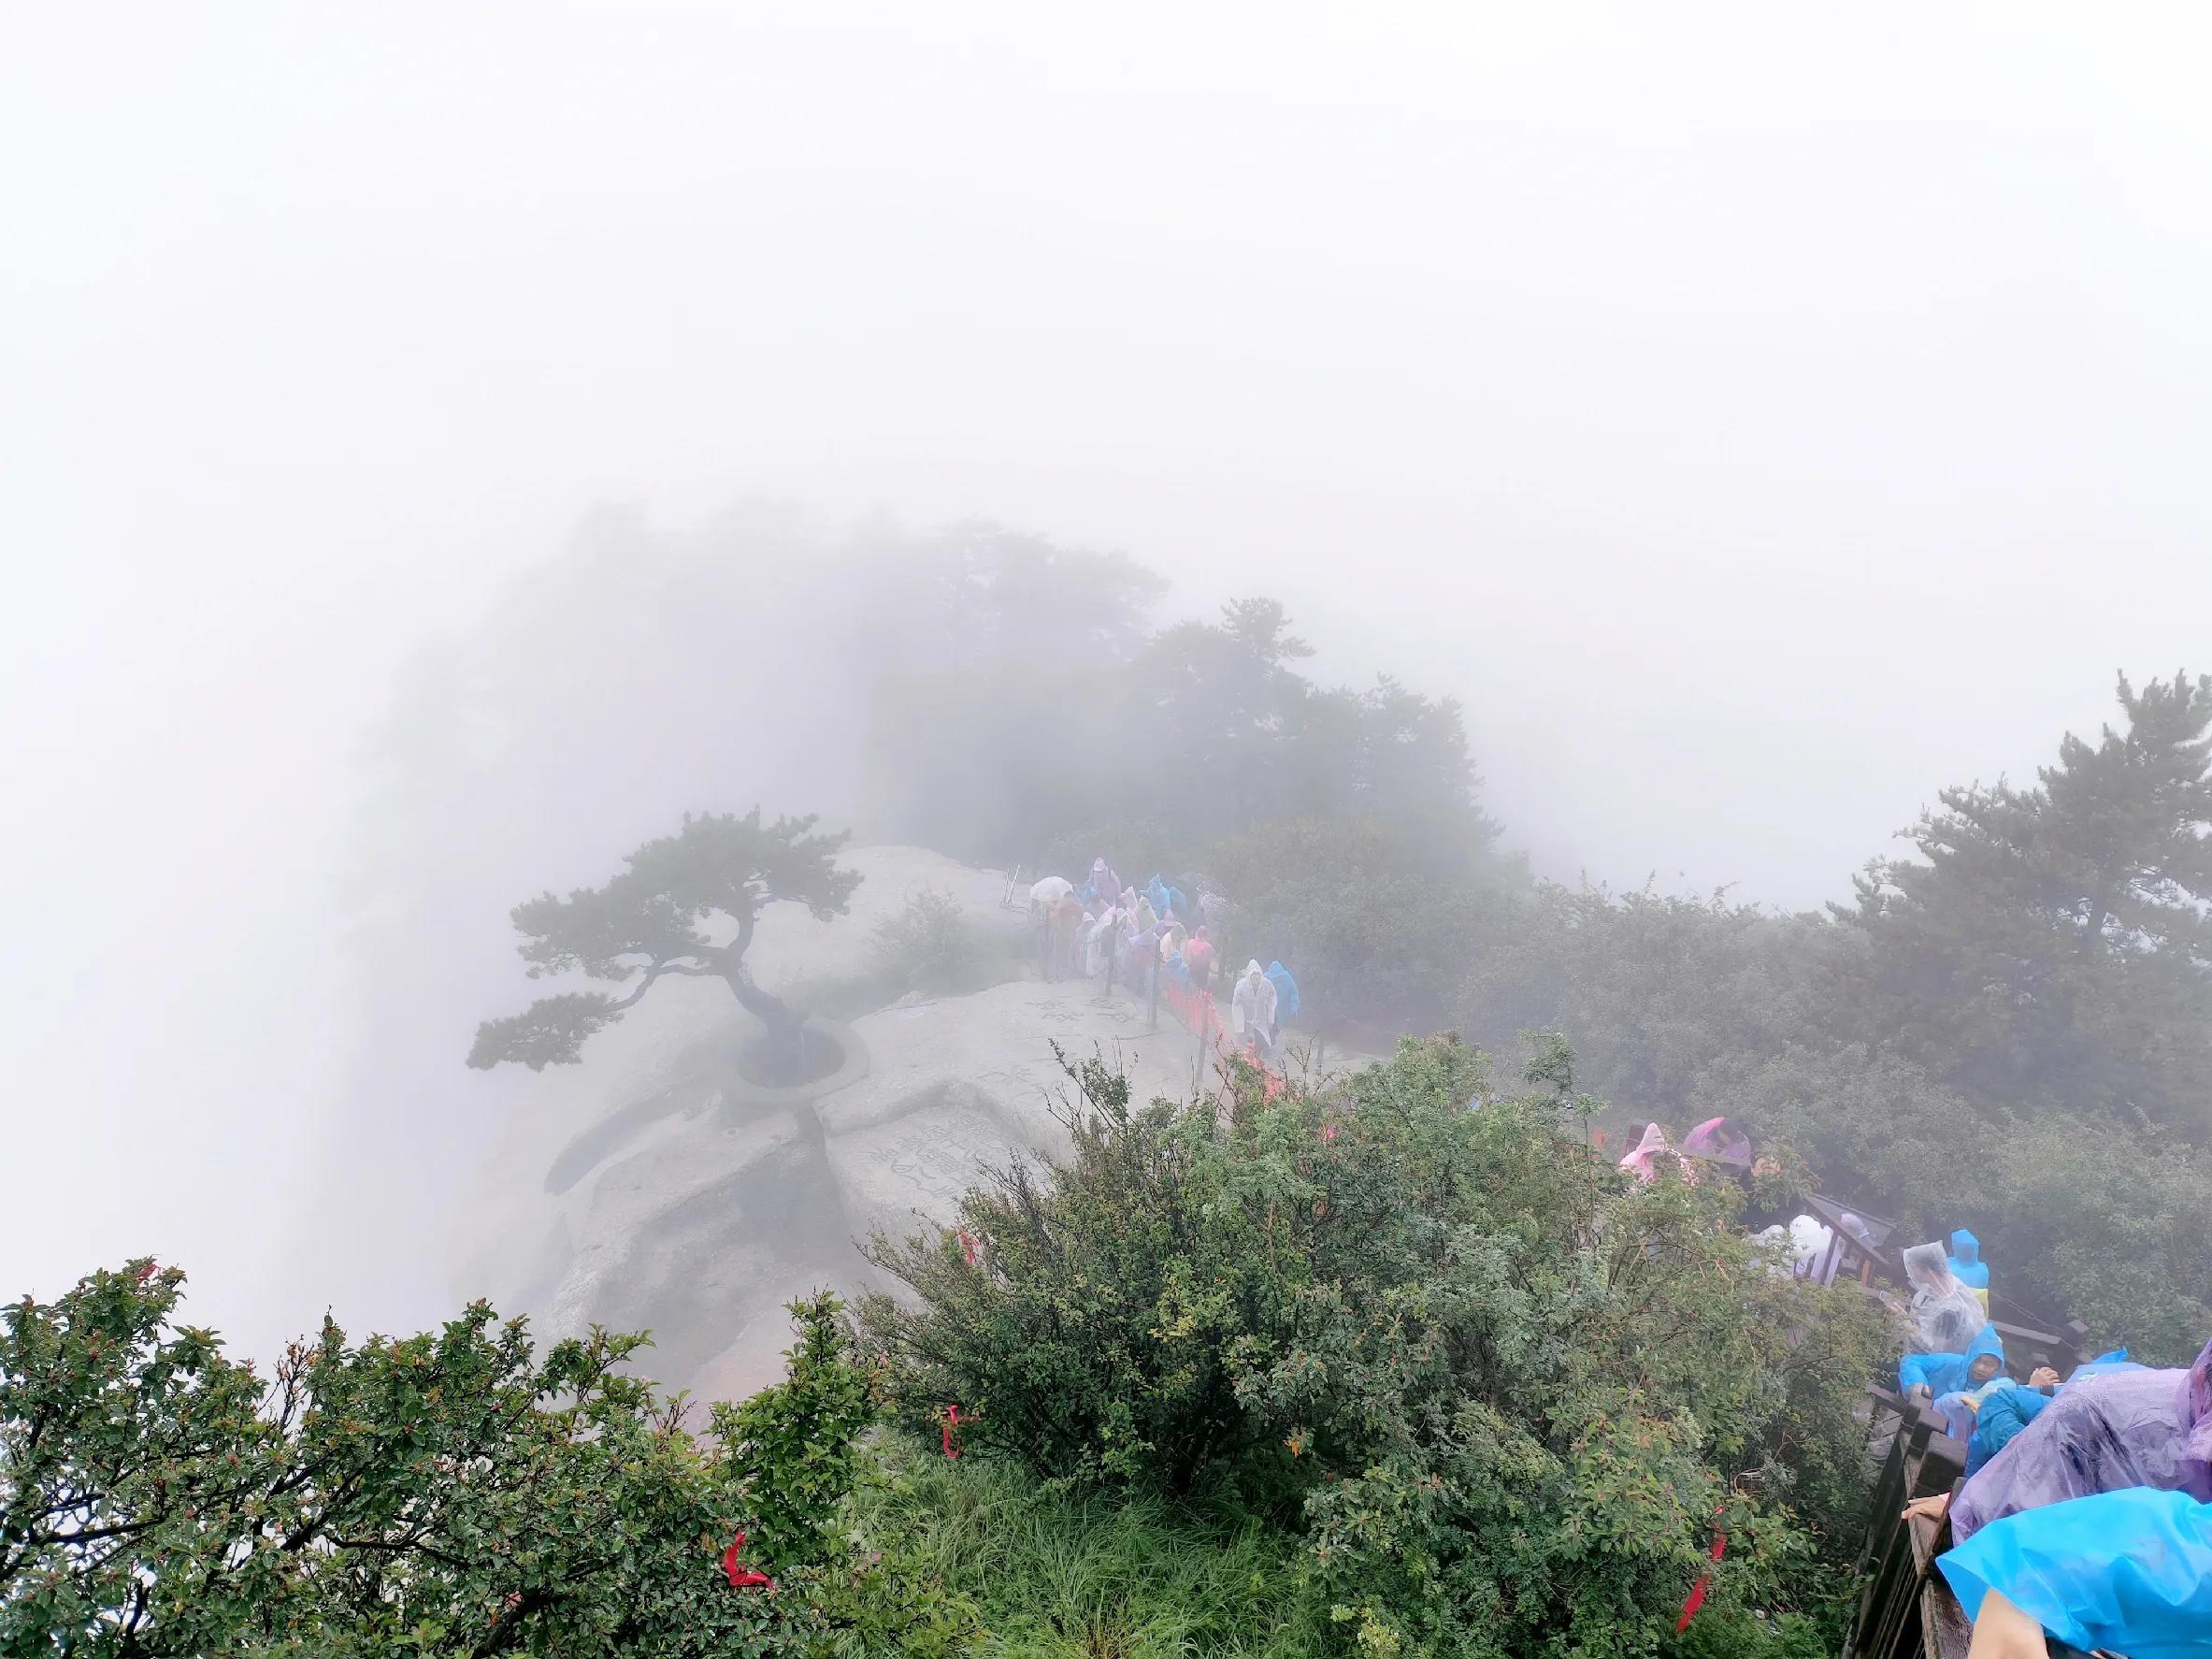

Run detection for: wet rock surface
[[460, 847, 1218, 1398]]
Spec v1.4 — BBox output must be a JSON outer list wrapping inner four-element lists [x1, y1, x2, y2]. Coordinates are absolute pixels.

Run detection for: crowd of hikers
[[1892, 1245, 2212, 1657], [1022, 855, 1300, 1070], [1616, 1117, 2212, 1657]]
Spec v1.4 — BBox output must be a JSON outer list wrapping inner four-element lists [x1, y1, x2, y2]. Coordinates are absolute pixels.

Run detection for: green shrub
[[857, 1038, 1890, 1655], [872, 885, 993, 996], [711, 1291, 877, 1572], [1961, 1115, 2212, 1365], [1206, 816, 1509, 1038], [1664, 1609, 1831, 1659], [0, 1268, 970, 1657], [860, 1051, 1297, 1495]]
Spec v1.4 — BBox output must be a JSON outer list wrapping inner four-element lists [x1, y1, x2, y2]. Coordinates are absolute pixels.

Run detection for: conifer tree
[[1838, 672, 2212, 1129], [468, 810, 859, 1079]]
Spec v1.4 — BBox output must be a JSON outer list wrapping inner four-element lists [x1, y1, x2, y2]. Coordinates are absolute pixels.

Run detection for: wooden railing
[[1846, 1393, 1972, 1659], [1843, 1311, 2089, 1659]]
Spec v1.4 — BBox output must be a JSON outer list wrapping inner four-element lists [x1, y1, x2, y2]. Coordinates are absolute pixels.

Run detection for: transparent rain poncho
[[1902, 1241, 1987, 1355]]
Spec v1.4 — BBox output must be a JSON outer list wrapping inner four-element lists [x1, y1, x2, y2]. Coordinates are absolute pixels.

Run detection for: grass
[[849, 1450, 1327, 1659]]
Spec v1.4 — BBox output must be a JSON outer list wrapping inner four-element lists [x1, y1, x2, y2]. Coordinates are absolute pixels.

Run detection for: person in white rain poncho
[[1231, 959, 1278, 1060], [1084, 904, 1122, 978], [1027, 876, 1075, 976]]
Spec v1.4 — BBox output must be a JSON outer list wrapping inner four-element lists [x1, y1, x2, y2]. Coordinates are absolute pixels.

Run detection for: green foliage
[[859, 1054, 1286, 1493], [0, 1265, 964, 1656], [1683, 1044, 1986, 1228], [1836, 671, 2212, 1132], [1956, 1115, 2212, 1365], [1429, 676, 2212, 1363], [859, 528, 1170, 865], [1132, 605, 1497, 869], [1458, 885, 1838, 1128], [1663, 1609, 1831, 1659], [870, 886, 995, 997], [851, 1453, 1325, 1658], [711, 1291, 878, 1574], [470, 808, 859, 1071], [1683, 1043, 2212, 1363], [866, 572, 1498, 887], [858, 1041, 1889, 1656], [1206, 816, 1507, 1036]]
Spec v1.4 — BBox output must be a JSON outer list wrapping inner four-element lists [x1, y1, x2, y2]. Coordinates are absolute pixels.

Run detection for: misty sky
[[6, 2, 2210, 1354]]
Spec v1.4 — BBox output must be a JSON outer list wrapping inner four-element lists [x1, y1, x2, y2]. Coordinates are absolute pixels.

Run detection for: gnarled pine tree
[[468, 810, 860, 1081]]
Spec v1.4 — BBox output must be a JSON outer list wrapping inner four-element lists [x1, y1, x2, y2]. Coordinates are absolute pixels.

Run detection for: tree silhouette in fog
[[468, 810, 859, 1080]]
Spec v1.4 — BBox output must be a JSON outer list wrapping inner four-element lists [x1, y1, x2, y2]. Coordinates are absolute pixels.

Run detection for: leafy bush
[[857, 1039, 1891, 1656], [0, 1266, 970, 1656], [1449, 873, 2212, 1362], [1960, 1115, 2212, 1365], [861, 1051, 1295, 1495], [1206, 816, 1511, 1037], [1456, 886, 1839, 1123], [1664, 1609, 1832, 1659], [871, 886, 995, 997]]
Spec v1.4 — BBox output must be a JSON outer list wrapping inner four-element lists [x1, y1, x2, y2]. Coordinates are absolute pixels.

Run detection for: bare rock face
[[458, 847, 1212, 1400]]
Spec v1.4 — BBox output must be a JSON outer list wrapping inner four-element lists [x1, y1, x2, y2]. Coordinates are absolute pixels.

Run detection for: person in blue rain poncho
[[1954, 1349, 2148, 1479], [1964, 1382, 2049, 1479], [1948, 1228, 1990, 1311], [1264, 960, 1299, 1022], [1142, 874, 1190, 926], [1903, 1321, 2006, 1403], [1938, 1488, 2212, 1659]]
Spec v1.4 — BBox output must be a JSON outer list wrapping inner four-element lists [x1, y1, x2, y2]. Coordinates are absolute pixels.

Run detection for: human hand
[[2029, 1366, 2059, 1389], [1902, 1493, 1951, 1522]]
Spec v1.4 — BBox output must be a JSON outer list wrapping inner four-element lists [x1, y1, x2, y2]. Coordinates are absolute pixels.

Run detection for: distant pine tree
[[468, 809, 859, 1080], [1836, 671, 2212, 1131]]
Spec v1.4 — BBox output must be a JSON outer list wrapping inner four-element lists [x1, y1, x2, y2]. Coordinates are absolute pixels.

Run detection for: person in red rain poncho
[[1183, 928, 1216, 993]]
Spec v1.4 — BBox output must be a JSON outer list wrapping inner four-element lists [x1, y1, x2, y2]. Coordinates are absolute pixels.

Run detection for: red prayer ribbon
[[941, 1403, 963, 1458], [723, 1530, 774, 1591], [1673, 1525, 1726, 1632]]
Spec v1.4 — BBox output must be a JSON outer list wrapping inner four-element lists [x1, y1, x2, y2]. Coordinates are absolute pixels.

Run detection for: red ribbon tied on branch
[[941, 1403, 964, 1459], [956, 1228, 979, 1266], [1673, 1522, 1727, 1632], [723, 1531, 774, 1591]]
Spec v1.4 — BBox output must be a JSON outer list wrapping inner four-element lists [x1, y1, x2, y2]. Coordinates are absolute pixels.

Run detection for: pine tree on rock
[[468, 810, 861, 1082], [1837, 672, 2212, 1130]]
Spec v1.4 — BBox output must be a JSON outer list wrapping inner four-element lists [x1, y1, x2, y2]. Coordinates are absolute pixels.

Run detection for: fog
[[6, 3, 2211, 1360]]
